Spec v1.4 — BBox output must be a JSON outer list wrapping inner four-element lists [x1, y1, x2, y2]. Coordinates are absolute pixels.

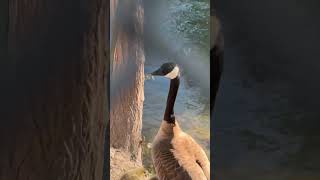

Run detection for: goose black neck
[[164, 76, 180, 123]]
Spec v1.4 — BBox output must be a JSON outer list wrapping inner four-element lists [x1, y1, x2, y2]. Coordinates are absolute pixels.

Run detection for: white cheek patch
[[165, 66, 180, 79]]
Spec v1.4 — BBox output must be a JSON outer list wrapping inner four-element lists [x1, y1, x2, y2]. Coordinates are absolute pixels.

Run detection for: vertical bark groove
[[1, 0, 109, 179], [110, 0, 145, 179]]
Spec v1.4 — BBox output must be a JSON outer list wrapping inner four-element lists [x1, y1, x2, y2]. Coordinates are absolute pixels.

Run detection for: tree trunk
[[211, 0, 224, 111], [110, 0, 145, 178], [0, 0, 108, 179]]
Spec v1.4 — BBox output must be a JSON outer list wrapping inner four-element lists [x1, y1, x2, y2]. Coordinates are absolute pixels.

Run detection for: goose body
[[152, 121, 210, 180], [149, 63, 210, 180]]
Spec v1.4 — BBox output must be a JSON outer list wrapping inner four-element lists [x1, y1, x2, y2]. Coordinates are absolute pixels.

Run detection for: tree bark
[[110, 0, 145, 171], [211, 1, 224, 111], [0, 0, 108, 179]]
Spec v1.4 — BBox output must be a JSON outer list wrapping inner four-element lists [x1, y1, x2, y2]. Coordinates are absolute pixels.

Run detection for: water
[[212, 5, 320, 177], [213, 0, 320, 177], [142, 63, 210, 171], [214, 47, 320, 179], [141, 0, 211, 173]]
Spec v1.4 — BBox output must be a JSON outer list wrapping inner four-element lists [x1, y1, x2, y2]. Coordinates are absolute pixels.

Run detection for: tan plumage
[[150, 63, 210, 180], [151, 121, 210, 180]]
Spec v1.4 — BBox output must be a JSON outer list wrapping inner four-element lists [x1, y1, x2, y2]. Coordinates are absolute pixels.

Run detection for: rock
[[120, 167, 146, 180]]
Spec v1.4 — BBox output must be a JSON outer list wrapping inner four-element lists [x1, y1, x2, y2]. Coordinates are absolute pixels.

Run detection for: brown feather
[[152, 121, 210, 180]]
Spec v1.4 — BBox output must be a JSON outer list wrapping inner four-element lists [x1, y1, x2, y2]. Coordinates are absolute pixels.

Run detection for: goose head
[[151, 62, 180, 79]]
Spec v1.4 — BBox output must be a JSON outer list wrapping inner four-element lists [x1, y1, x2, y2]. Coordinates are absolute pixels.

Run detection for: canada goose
[[150, 63, 210, 180], [120, 167, 146, 180]]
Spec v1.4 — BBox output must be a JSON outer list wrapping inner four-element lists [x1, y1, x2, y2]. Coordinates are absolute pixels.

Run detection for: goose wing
[[191, 139, 210, 179], [152, 138, 192, 180], [171, 133, 210, 180]]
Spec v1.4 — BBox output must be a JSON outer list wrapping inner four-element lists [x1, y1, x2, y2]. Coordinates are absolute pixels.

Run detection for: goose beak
[[151, 68, 164, 76]]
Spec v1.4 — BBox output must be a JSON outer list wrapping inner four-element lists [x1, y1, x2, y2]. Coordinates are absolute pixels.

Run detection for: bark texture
[[210, 4, 224, 111], [110, 0, 145, 178], [0, 0, 108, 179]]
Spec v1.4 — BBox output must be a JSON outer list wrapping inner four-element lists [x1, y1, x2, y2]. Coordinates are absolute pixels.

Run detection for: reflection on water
[[142, 63, 210, 171]]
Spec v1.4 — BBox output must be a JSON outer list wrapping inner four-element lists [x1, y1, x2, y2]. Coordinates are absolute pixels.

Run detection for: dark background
[[213, 0, 320, 179]]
